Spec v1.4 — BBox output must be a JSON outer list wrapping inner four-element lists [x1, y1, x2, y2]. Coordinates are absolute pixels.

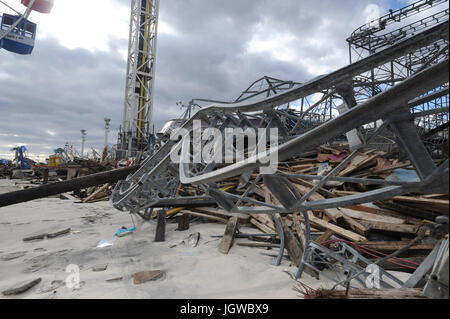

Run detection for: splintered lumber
[[339, 207, 406, 224], [341, 214, 369, 236], [314, 230, 335, 244], [302, 287, 425, 299], [279, 217, 306, 268], [218, 216, 239, 254], [82, 183, 110, 203], [375, 200, 439, 221], [291, 184, 367, 236], [356, 241, 436, 252], [292, 184, 343, 222], [392, 196, 449, 214], [0, 166, 139, 208], [250, 218, 275, 234], [250, 214, 276, 232], [181, 210, 228, 223], [338, 153, 379, 176], [292, 214, 307, 249], [346, 204, 423, 224], [358, 220, 419, 235], [301, 212, 367, 242], [193, 207, 250, 222]]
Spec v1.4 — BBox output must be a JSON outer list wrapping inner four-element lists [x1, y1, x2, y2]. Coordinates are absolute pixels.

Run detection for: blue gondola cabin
[[0, 14, 36, 55]]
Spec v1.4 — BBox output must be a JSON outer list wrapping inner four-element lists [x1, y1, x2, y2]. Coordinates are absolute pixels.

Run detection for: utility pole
[[103, 118, 111, 162], [104, 118, 111, 151], [80, 129, 86, 158]]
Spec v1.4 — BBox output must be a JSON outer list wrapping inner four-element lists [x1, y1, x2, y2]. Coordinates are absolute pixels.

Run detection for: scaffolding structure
[[117, 0, 159, 159]]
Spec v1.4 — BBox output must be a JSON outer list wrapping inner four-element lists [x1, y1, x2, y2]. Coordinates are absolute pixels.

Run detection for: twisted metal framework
[[117, 0, 159, 159], [111, 2, 449, 287], [347, 0, 449, 155]]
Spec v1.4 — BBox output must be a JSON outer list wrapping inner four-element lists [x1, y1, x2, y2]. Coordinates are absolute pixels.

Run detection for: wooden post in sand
[[155, 210, 166, 242]]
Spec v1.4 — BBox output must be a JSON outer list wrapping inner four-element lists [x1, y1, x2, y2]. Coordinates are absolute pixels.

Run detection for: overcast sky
[[0, 0, 414, 161]]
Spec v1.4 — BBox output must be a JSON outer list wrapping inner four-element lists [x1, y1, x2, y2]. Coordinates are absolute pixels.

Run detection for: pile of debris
[[145, 143, 448, 283]]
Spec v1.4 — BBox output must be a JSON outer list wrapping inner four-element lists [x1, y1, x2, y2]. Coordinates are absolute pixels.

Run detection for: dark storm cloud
[[0, 37, 127, 159], [1, 0, 393, 159]]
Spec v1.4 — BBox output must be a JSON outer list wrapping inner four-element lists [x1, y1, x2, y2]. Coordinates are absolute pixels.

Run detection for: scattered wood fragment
[[2, 278, 42, 296], [82, 183, 110, 203], [299, 212, 367, 242], [178, 214, 190, 231], [92, 264, 108, 272], [218, 216, 239, 254], [155, 210, 166, 242], [133, 270, 164, 285], [298, 286, 425, 299], [47, 228, 71, 239], [182, 210, 228, 224]]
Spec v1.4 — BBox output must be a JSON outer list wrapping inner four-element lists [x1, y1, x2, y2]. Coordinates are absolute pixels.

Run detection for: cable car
[[21, 0, 54, 14], [0, 14, 36, 55]]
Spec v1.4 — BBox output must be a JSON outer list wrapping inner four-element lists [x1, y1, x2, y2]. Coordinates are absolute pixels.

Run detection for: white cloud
[[27, 1, 129, 52]]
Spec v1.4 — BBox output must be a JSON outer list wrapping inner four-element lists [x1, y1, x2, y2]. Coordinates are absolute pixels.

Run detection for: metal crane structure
[[116, 0, 159, 160], [111, 0, 449, 290]]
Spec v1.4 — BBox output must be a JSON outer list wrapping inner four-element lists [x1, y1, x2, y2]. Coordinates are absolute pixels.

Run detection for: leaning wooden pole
[[0, 166, 139, 208]]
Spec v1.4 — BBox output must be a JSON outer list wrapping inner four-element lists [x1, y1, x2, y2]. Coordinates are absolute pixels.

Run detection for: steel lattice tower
[[118, 0, 159, 159]]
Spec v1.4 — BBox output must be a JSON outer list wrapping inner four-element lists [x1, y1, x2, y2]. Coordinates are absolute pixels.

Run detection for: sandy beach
[[0, 179, 351, 299]]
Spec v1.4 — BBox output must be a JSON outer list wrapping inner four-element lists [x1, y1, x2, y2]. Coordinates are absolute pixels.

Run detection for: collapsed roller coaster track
[[111, 0, 449, 287]]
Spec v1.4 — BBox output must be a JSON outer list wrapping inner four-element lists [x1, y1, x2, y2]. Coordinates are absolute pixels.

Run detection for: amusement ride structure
[[111, 0, 449, 289]]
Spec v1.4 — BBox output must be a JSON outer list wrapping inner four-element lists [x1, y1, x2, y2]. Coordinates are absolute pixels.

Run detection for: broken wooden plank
[[339, 207, 406, 224], [359, 220, 419, 235], [82, 183, 110, 203], [133, 270, 164, 285], [47, 228, 71, 239], [392, 196, 449, 213], [301, 287, 425, 299], [314, 230, 335, 244], [193, 206, 250, 222], [218, 216, 239, 254], [279, 216, 304, 267], [357, 241, 436, 252], [250, 218, 275, 234], [300, 212, 367, 242], [2, 278, 42, 296], [338, 154, 379, 176], [250, 214, 276, 231], [0, 166, 140, 208], [154, 210, 166, 242]]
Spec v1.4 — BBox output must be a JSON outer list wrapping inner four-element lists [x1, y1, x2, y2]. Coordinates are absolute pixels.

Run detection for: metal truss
[[347, 0, 449, 156], [111, 19, 449, 211], [117, 0, 159, 159]]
